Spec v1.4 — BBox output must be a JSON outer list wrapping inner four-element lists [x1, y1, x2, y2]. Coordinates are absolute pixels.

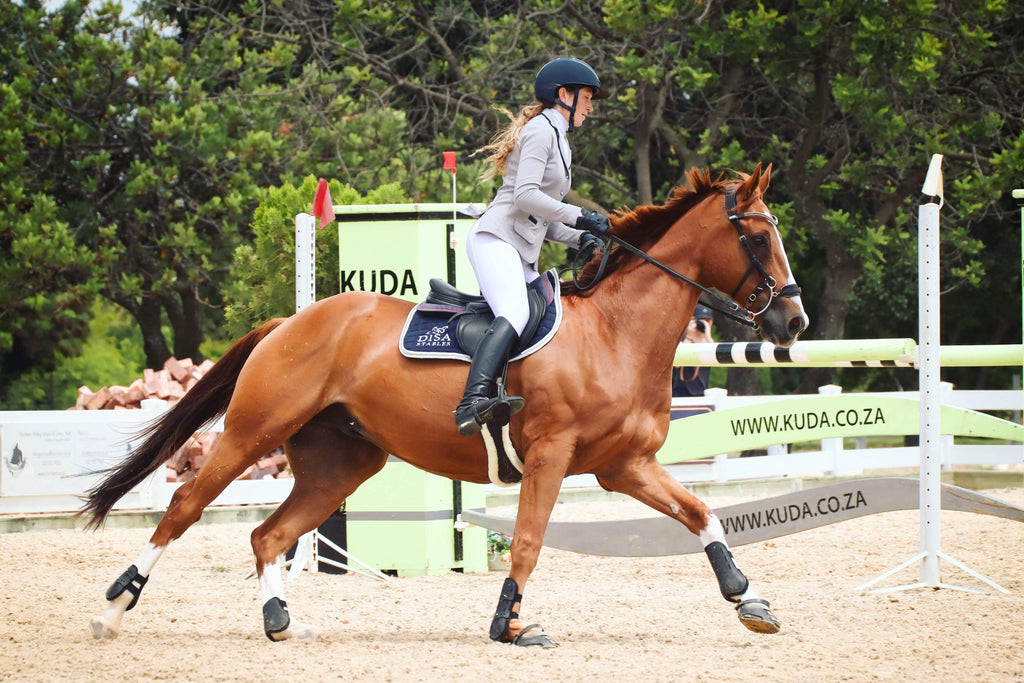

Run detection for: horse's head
[[579, 163, 808, 346], [703, 164, 809, 346]]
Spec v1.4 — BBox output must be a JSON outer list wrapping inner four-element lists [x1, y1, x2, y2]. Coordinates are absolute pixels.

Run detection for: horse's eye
[[751, 233, 770, 249]]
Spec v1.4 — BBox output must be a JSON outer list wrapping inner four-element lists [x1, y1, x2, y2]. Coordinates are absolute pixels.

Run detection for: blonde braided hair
[[473, 103, 547, 180]]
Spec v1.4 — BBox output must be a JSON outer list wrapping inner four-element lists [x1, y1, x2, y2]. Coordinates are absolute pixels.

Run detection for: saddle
[[399, 269, 561, 362], [425, 279, 548, 356]]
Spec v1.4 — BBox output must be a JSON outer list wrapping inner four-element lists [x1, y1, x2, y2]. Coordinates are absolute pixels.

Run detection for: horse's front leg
[[597, 458, 781, 634], [490, 439, 570, 648]]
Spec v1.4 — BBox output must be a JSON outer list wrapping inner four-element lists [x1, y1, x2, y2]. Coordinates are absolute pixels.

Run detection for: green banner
[[658, 394, 1023, 464]]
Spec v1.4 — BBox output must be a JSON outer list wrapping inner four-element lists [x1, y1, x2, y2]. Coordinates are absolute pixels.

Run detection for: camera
[[696, 321, 706, 333]]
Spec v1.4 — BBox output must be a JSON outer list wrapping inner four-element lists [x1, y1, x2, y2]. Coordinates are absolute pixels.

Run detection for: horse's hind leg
[[91, 422, 289, 639], [597, 459, 781, 634], [250, 423, 386, 641]]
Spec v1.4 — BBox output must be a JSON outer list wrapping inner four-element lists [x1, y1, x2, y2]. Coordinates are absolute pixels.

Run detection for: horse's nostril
[[789, 316, 806, 336]]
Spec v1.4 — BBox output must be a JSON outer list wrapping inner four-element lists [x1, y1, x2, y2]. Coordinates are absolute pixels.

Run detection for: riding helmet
[[534, 58, 609, 103]]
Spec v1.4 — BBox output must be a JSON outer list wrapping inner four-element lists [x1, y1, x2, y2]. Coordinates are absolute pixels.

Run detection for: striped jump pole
[[673, 339, 1023, 368]]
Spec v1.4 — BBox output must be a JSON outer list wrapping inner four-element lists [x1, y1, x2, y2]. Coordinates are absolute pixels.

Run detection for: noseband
[[570, 187, 801, 329]]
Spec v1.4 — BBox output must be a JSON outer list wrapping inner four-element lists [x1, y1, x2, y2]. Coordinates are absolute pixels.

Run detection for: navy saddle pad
[[399, 270, 562, 362]]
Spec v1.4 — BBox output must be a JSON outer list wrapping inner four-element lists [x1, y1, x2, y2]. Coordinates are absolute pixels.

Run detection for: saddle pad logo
[[417, 326, 452, 347]]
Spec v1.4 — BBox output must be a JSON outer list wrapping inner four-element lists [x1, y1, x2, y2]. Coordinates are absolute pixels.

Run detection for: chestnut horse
[[83, 164, 807, 647]]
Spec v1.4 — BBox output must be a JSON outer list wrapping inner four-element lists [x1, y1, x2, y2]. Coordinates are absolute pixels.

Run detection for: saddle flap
[[455, 289, 546, 357]]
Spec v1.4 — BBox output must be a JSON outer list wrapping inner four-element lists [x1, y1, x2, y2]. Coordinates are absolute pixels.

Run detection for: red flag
[[442, 151, 457, 174], [312, 178, 335, 231]]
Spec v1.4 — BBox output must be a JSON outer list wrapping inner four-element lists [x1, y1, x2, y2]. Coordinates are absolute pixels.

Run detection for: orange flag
[[312, 178, 335, 230]]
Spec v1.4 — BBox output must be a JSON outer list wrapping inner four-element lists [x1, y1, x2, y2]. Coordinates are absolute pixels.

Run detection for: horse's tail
[[79, 318, 287, 529]]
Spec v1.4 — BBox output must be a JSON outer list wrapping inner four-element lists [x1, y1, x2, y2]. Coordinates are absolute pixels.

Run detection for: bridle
[[569, 187, 802, 330], [723, 189, 803, 319]]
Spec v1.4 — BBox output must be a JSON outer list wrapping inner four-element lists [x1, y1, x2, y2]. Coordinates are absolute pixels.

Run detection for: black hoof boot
[[737, 598, 781, 634], [105, 564, 148, 611], [489, 577, 522, 642], [263, 597, 291, 641], [704, 541, 749, 601]]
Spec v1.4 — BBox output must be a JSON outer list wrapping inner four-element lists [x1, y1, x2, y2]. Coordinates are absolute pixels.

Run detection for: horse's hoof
[[511, 623, 559, 648], [264, 597, 318, 642], [736, 598, 781, 634], [267, 620, 318, 642], [90, 615, 118, 640]]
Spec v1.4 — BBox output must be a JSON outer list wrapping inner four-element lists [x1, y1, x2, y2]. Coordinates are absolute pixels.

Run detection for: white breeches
[[466, 231, 540, 336]]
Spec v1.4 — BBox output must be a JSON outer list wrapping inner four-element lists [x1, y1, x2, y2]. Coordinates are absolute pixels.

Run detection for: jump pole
[[672, 339, 1023, 368], [858, 154, 1007, 594]]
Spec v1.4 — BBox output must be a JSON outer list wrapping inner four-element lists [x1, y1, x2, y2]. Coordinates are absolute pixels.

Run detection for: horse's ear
[[757, 163, 772, 196], [736, 163, 763, 201], [738, 163, 772, 201]]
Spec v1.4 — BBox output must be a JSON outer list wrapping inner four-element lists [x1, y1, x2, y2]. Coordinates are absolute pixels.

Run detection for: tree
[[4, 0, 1021, 406], [0, 1, 110, 397], [3, 1, 311, 375], [224, 177, 411, 336], [597, 0, 1023, 392]]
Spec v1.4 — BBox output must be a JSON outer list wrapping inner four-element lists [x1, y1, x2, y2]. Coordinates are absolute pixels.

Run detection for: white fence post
[[818, 384, 844, 475], [939, 382, 955, 471], [704, 387, 730, 481], [295, 212, 316, 312]]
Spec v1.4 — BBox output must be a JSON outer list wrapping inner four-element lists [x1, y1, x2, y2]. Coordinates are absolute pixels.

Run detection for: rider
[[454, 57, 611, 436]]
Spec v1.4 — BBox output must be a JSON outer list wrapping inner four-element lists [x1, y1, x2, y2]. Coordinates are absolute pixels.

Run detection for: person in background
[[453, 57, 610, 436], [672, 303, 715, 397]]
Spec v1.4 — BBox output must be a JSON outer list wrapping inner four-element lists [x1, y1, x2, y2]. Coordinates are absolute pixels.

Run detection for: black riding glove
[[575, 209, 610, 234], [577, 231, 604, 260]]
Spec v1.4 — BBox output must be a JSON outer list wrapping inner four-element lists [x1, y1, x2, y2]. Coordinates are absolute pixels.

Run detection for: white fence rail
[[2, 382, 1019, 516]]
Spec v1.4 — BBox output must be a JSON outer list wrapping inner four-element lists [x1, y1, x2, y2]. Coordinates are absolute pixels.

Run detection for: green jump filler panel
[[344, 457, 488, 576], [335, 203, 480, 300]]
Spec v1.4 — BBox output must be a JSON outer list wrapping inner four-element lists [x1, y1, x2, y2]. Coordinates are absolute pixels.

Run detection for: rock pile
[[72, 356, 291, 482]]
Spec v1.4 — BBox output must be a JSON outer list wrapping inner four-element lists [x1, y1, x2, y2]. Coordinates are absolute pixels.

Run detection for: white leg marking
[[698, 513, 727, 548], [133, 543, 165, 577], [90, 544, 167, 640], [260, 557, 288, 604], [260, 556, 317, 641]]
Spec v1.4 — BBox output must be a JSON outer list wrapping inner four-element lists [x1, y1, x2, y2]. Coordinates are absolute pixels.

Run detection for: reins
[[567, 187, 801, 330]]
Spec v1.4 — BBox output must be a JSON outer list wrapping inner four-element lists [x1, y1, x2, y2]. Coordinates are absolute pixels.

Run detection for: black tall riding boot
[[454, 317, 526, 436]]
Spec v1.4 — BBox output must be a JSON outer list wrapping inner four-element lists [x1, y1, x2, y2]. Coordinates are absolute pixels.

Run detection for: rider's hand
[[577, 231, 604, 260], [575, 209, 610, 234]]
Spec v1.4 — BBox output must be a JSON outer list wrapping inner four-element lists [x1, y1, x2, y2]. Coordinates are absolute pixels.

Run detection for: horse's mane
[[563, 167, 737, 297]]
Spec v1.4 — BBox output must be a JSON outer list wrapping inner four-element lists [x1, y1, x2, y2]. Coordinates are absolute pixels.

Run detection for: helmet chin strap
[[555, 89, 580, 133]]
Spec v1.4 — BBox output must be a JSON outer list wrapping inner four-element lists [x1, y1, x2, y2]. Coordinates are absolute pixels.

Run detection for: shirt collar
[[541, 107, 570, 134]]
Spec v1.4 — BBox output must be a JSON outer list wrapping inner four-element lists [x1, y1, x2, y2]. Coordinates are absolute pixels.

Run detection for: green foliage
[[1, 300, 145, 410], [2, 0, 1022, 405], [224, 177, 413, 336]]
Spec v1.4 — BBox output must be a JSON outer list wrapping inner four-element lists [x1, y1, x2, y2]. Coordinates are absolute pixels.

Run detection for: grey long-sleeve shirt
[[471, 108, 586, 265]]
